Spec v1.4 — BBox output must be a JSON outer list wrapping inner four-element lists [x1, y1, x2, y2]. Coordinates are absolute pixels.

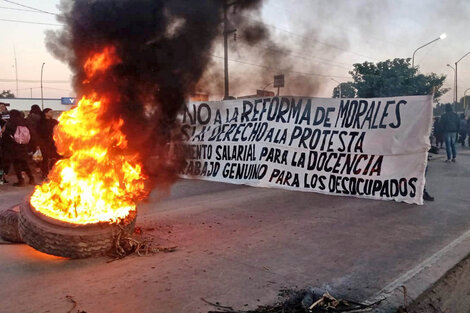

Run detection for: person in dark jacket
[[440, 103, 460, 162], [432, 117, 444, 148], [0, 103, 10, 121], [38, 108, 59, 178], [3, 110, 36, 186], [27, 105, 42, 129], [0, 103, 12, 183], [26, 104, 43, 154], [467, 118, 470, 147], [458, 114, 467, 147]]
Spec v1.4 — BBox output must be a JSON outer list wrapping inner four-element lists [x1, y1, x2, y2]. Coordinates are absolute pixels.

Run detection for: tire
[[0, 204, 24, 243], [18, 202, 136, 259]]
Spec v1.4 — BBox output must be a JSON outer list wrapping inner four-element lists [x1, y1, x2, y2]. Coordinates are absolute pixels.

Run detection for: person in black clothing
[[0, 103, 10, 121], [38, 108, 59, 178], [4, 110, 36, 186], [27, 105, 42, 130], [432, 117, 444, 148], [26, 105, 42, 148], [467, 119, 470, 147], [0, 103, 11, 183], [440, 103, 460, 162], [458, 114, 467, 147]]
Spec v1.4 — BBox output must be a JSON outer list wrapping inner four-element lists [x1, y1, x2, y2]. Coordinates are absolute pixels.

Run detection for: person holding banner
[[440, 103, 460, 162]]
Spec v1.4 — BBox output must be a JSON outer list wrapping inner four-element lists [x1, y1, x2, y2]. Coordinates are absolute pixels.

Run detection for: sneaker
[[423, 190, 434, 201], [452, 158, 456, 163], [445, 159, 451, 163]]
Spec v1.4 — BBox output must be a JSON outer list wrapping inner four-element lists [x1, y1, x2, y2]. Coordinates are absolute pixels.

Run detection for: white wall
[[0, 98, 74, 112]]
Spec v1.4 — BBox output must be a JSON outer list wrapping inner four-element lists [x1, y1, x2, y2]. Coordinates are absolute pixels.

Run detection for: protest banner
[[179, 95, 433, 204]]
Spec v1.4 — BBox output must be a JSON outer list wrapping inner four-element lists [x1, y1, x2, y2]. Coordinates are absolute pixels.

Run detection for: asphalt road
[[1, 149, 470, 313]]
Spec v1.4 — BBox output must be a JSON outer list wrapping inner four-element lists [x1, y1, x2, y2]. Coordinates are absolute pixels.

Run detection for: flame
[[83, 46, 120, 79], [30, 47, 147, 225]]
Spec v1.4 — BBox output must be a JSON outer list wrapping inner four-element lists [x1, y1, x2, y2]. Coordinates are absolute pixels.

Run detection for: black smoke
[[46, 0, 267, 185]]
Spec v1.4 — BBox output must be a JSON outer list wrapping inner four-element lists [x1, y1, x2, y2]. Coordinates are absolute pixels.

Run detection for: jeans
[[444, 132, 457, 160]]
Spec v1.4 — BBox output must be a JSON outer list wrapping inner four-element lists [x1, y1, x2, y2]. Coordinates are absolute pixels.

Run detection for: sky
[[0, 0, 469, 104]]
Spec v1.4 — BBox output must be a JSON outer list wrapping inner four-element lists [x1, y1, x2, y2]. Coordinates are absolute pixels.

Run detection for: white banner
[[179, 95, 433, 204]]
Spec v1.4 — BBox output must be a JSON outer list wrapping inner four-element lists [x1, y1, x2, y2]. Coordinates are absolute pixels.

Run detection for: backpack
[[12, 125, 31, 144]]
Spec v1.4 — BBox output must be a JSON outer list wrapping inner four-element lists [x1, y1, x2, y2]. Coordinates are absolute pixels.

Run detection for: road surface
[[1, 149, 470, 312]]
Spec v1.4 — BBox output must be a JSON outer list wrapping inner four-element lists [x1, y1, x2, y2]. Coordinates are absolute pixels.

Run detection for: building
[[0, 97, 75, 113]]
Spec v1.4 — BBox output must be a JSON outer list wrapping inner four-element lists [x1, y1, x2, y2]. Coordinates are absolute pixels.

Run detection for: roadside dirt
[[405, 254, 470, 313]]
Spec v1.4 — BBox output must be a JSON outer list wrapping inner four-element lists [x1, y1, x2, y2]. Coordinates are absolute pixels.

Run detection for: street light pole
[[447, 64, 456, 103], [454, 52, 470, 105], [40, 62, 45, 110], [14, 46, 18, 97], [412, 33, 446, 68], [331, 78, 342, 98]]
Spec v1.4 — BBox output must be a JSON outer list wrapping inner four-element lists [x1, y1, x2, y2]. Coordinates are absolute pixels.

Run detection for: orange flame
[[83, 46, 120, 79], [30, 47, 147, 224]]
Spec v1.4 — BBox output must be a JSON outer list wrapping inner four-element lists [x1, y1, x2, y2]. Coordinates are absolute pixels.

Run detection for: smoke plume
[[45, 0, 270, 185]]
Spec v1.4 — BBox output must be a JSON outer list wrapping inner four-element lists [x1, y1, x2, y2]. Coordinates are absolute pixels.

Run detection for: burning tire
[[18, 201, 136, 259], [0, 204, 24, 243]]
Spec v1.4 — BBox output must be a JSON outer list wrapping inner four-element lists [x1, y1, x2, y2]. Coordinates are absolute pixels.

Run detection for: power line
[[258, 21, 377, 61], [264, 1, 407, 47], [236, 37, 352, 70], [0, 18, 61, 26], [0, 5, 52, 13], [17, 86, 73, 92], [210, 54, 350, 79], [1, 0, 58, 15], [0, 78, 70, 83]]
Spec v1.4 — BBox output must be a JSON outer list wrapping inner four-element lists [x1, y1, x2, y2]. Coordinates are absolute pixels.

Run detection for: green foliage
[[332, 82, 356, 98], [0, 90, 15, 98], [348, 58, 449, 101]]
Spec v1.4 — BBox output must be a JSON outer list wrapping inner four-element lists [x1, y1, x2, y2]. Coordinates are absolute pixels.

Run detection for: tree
[[332, 82, 356, 98], [0, 90, 15, 98], [348, 58, 449, 101]]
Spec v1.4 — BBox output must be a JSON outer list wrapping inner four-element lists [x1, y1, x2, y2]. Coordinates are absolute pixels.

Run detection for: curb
[[365, 227, 470, 312]]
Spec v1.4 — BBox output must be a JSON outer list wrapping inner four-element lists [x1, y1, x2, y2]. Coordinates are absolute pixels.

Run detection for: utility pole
[[447, 64, 456, 102], [223, 0, 237, 100], [454, 61, 458, 104], [454, 52, 470, 106], [41, 62, 45, 110], [14, 46, 18, 97]]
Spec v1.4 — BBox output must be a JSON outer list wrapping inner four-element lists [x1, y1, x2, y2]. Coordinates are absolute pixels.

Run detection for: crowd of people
[[0, 103, 59, 186], [432, 103, 470, 162]]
